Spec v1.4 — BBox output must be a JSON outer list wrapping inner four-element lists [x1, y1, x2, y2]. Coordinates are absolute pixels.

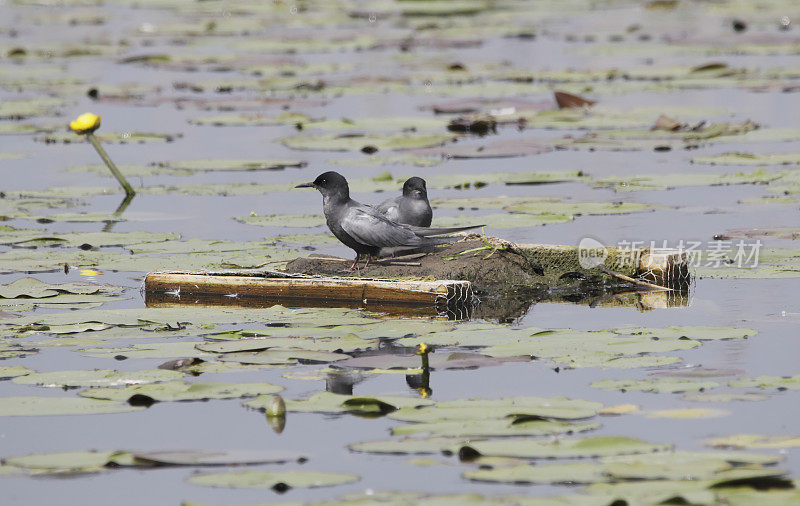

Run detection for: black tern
[[376, 176, 432, 227], [296, 171, 479, 270]]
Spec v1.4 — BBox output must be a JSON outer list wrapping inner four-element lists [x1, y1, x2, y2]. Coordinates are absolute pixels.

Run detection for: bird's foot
[[347, 255, 360, 271]]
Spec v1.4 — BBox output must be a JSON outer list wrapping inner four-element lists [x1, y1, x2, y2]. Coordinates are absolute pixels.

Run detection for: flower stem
[[85, 133, 135, 197]]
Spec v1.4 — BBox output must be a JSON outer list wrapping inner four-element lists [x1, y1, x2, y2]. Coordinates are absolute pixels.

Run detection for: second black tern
[[296, 171, 480, 270], [376, 176, 433, 227]]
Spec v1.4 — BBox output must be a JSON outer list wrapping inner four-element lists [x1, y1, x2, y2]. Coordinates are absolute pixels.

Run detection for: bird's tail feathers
[[408, 224, 484, 237]]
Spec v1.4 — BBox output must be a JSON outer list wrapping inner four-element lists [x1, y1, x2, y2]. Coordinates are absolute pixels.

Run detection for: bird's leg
[[348, 254, 360, 271], [364, 255, 372, 269]]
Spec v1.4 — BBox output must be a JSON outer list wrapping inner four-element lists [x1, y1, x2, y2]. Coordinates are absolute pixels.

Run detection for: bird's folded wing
[[341, 206, 420, 248]]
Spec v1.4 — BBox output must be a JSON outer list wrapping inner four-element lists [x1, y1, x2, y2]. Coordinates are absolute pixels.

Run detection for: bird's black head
[[402, 176, 428, 199], [296, 171, 350, 200]]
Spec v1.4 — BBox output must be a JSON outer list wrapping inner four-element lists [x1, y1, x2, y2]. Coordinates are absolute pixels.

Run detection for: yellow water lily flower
[[69, 112, 101, 134]]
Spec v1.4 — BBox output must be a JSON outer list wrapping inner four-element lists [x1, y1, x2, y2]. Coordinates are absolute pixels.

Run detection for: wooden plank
[[144, 291, 458, 319], [144, 271, 472, 306]]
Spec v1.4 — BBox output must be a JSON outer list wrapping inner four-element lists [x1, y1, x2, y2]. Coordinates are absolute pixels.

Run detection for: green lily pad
[[13, 369, 184, 388], [187, 469, 359, 489], [592, 168, 784, 192], [0, 278, 119, 299], [216, 349, 350, 365], [460, 436, 672, 459], [281, 132, 457, 152], [197, 334, 377, 354], [153, 159, 307, 172], [432, 213, 573, 229], [645, 408, 729, 419], [619, 326, 757, 340], [80, 381, 282, 403], [132, 450, 303, 466], [189, 112, 309, 127], [0, 396, 143, 416], [248, 391, 432, 414], [464, 450, 781, 484], [707, 434, 800, 450], [740, 195, 799, 205], [482, 329, 698, 369], [235, 214, 326, 228], [392, 419, 600, 438], [728, 375, 800, 390], [0, 230, 179, 248], [334, 352, 528, 371], [331, 154, 442, 168], [683, 393, 770, 402], [3, 450, 135, 472], [35, 131, 182, 144], [0, 97, 67, 119], [388, 396, 602, 422], [349, 436, 470, 455], [465, 462, 608, 485], [591, 378, 720, 393], [692, 152, 800, 166], [587, 469, 792, 504], [0, 366, 33, 379]]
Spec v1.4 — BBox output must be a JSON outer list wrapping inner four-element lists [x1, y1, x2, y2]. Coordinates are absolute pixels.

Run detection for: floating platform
[[143, 237, 691, 319]]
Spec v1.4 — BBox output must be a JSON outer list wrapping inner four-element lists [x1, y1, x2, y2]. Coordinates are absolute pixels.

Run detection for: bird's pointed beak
[[295, 182, 314, 188]]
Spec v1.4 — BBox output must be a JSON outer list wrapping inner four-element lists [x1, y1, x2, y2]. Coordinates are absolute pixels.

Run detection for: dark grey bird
[[375, 176, 432, 227], [296, 171, 479, 270]]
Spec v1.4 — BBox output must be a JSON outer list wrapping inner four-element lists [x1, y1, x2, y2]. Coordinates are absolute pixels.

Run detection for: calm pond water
[[1, 0, 799, 504]]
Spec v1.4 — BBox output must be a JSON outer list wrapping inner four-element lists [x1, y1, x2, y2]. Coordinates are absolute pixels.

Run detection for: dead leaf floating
[[554, 91, 596, 109]]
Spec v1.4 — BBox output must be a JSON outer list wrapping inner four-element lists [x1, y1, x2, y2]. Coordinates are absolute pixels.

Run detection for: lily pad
[[684, 393, 770, 402], [0, 396, 143, 416], [153, 159, 307, 172], [235, 214, 326, 228], [187, 469, 359, 489], [248, 391, 432, 414], [591, 378, 720, 393], [334, 352, 529, 371], [0, 366, 33, 379], [132, 450, 303, 466], [392, 419, 600, 438], [216, 349, 350, 365], [281, 132, 457, 152], [0, 230, 179, 248], [197, 334, 377, 354], [13, 369, 184, 388], [432, 213, 573, 229], [728, 375, 800, 390], [0, 278, 119, 299], [79, 381, 282, 403], [349, 436, 470, 455], [35, 131, 182, 144], [645, 408, 729, 419], [693, 152, 800, 166], [592, 169, 784, 192], [707, 434, 800, 450], [389, 396, 602, 422], [3, 450, 135, 472], [620, 326, 756, 340], [461, 436, 672, 459]]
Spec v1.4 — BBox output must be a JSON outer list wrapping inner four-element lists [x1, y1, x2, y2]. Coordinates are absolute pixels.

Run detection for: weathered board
[[144, 270, 473, 307]]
